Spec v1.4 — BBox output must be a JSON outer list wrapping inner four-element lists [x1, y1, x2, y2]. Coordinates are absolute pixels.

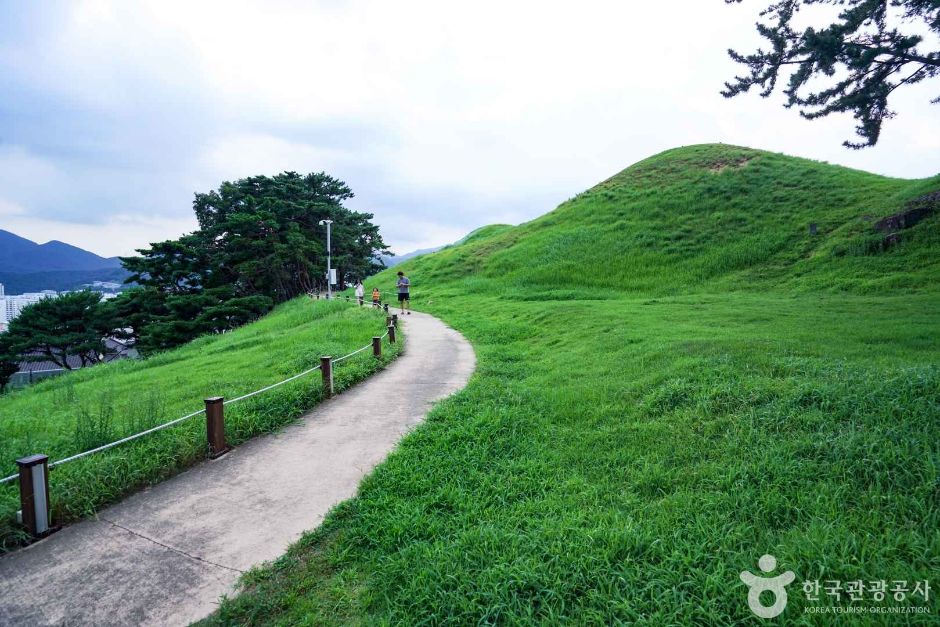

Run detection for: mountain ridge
[[380, 246, 443, 267], [0, 229, 121, 273], [0, 229, 127, 292]]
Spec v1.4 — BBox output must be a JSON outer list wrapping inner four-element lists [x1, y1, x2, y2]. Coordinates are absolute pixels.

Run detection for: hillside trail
[[0, 310, 475, 627]]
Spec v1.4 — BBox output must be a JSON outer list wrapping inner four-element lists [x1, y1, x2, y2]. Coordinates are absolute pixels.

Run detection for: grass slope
[[0, 298, 400, 549], [209, 144, 937, 625]]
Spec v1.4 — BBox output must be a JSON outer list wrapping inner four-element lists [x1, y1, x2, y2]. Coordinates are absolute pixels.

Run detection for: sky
[[0, 0, 938, 257]]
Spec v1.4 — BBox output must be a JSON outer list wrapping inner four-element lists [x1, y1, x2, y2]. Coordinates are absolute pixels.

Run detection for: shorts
[[398, 292, 409, 302]]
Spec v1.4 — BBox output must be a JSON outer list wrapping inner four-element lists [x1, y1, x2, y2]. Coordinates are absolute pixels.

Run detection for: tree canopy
[[0, 172, 388, 371], [0, 344, 17, 393], [723, 0, 940, 148], [2, 291, 119, 370], [118, 171, 389, 353]]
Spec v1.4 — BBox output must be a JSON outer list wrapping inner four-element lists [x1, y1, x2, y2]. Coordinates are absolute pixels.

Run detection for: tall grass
[[0, 298, 401, 549], [202, 144, 939, 625]]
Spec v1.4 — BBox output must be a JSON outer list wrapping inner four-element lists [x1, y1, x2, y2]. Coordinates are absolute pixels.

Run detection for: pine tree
[[723, 0, 940, 147]]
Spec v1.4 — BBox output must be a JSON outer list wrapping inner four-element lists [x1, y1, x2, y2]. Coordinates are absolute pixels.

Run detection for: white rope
[[49, 408, 207, 469], [0, 473, 16, 485], [224, 364, 321, 406], [331, 343, 371, 364]]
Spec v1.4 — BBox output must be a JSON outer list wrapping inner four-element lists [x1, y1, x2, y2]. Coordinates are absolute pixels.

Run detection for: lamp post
[[319, 219, 333, 299]]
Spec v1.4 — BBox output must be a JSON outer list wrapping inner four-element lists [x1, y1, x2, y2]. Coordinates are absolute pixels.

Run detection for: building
[[85, 281, 123, 291], [0, 283, 58, 327], [8, 336, 139, 388]]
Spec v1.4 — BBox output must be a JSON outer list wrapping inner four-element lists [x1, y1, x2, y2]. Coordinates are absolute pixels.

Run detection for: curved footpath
[[0, 311, 475, 626]]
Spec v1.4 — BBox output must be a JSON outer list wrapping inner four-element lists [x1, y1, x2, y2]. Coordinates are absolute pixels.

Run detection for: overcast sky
[[1, 0, 938, 257]]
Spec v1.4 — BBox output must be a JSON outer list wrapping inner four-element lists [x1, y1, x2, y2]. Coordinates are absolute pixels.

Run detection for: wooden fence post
[[372, 336, 382, 358], [321, 356, 333, 397], [388, 325, 396, 344], [204, 397, 228, 458]]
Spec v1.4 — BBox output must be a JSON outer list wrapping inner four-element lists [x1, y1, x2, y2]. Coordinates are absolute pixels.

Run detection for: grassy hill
[[0, 298, 400, 549], [208, 144, 937, 624], [413, 144, 939, 297]]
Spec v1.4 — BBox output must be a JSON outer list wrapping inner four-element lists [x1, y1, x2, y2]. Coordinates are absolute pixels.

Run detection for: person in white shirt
[[354, 281, 364, 306], [396, 271, 410, 315]]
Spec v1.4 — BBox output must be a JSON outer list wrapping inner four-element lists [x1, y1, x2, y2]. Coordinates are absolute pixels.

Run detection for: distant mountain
[[380, 246, 443, 267], [0, 230, 129, 293], [0, 229, 122, 273]]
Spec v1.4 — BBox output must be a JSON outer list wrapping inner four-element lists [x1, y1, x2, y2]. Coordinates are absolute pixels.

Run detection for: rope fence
[[223, 364, 323, 407], [1, 301, 403, 538], [331, 344, 372, 364]]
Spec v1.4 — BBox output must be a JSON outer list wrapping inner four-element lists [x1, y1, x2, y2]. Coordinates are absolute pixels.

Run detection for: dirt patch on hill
[[709, 157, 752, 174]]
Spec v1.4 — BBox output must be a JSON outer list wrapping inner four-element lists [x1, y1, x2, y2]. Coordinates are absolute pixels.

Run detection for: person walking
[[372, 287, 381, 308], [396, 271, 411, 315], [354, 281, 364, 306]]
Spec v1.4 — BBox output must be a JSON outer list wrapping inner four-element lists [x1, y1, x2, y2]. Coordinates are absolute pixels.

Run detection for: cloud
[[0, 147, 64, 209], [0, 198, 28, 217], [0, 0, 937, 257]]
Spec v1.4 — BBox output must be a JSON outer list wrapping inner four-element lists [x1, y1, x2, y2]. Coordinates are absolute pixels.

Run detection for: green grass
[[0, 298, 401, 550], [200, 145, 940, 624]]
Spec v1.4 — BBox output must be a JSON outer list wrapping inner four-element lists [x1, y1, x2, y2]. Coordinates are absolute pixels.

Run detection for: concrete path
[[0, 311, 475, 627]]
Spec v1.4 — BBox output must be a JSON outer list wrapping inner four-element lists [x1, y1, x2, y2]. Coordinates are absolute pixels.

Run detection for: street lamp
[[319, 219, 333, 299]]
